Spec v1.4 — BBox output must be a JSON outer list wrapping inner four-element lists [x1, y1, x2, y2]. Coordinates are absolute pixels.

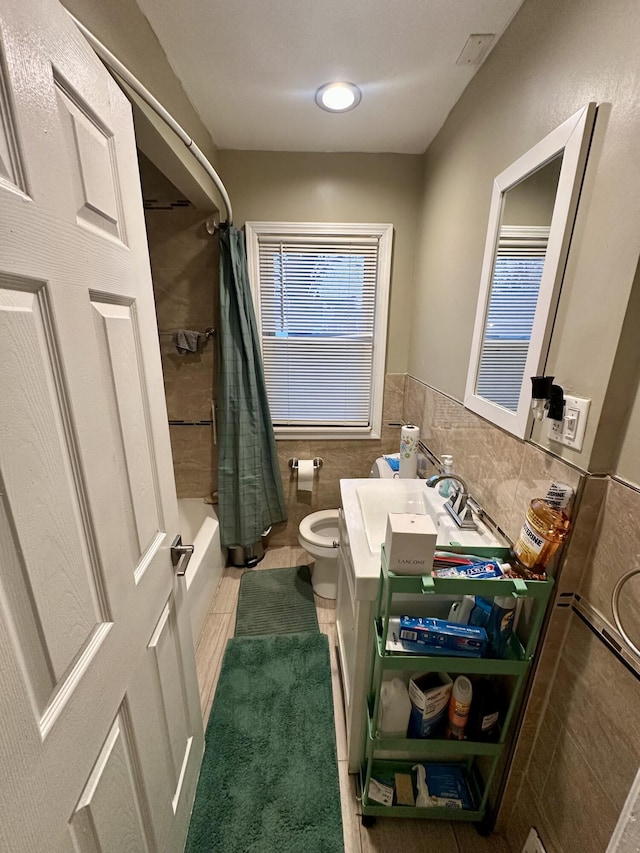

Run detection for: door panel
[[0, 0, 204, 849], [54, 73, 125, 243], [0, 275, 109, 692], [91, 296, 164, 574], [69, 710, 153, 853]]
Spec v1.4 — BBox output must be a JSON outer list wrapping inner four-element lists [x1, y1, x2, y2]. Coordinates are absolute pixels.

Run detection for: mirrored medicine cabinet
[[464, 103, 596, 439]]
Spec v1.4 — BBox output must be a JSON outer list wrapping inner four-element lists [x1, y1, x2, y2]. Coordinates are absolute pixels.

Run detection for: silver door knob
[[171, 534, 194, 577]]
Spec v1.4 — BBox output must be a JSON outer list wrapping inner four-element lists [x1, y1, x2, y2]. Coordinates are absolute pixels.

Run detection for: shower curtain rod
[[68, 12, 233, 226]]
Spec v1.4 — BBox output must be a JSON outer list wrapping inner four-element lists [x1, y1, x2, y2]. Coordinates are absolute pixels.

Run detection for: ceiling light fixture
[[315, 82, 361, 112]]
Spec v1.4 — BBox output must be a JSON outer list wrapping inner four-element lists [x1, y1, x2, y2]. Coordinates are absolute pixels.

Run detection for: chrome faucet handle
[[425, 473, 477, 531], [424, 473, 470, 496]]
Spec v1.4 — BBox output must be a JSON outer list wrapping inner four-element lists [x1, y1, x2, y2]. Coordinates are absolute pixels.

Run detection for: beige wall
[[216, 150, 423, 374], [407, 0, 640, 478]]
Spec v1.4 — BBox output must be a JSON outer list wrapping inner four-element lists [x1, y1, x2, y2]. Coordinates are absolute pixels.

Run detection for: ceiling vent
[[456, 34, 495, 66]]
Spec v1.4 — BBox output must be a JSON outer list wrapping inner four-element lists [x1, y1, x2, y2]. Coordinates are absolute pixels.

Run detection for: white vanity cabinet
[[336, 508, 377, 771]]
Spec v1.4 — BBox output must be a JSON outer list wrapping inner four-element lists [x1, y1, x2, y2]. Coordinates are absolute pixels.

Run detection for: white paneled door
[[0, 0, 204, 850]]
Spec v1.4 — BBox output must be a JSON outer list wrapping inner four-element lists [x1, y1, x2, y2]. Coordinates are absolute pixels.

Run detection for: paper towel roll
[[399, 425, 420, 479], [297, 459, 315, 492]]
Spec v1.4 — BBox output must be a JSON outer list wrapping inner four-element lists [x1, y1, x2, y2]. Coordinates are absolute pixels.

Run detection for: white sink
[[352, 478, 507, 555], [340, 478, 509, 601], [355, 480, 446, 553]]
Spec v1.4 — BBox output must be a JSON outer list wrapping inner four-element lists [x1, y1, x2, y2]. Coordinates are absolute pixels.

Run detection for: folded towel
[[173, 329, 204, 354], [383, 453, 400, 472]]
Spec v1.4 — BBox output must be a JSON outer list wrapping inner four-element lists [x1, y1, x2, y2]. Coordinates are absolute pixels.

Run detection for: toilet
[[370, 455, 398, 479], [298, 509, 340, 599]]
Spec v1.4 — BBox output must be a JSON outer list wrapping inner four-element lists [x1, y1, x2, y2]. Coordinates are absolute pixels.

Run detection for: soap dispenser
[[438, 455, 454, 497]]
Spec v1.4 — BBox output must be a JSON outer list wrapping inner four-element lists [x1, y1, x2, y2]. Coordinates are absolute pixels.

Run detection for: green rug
[[234, 565, 319, 637], [185, 632, 344, 853]]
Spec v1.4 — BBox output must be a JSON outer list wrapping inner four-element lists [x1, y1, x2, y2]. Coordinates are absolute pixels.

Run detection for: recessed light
[[315, 82, 361, 112]]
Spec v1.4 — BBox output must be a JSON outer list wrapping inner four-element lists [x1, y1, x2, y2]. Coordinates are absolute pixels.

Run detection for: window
[[245, 222, 393, 439]]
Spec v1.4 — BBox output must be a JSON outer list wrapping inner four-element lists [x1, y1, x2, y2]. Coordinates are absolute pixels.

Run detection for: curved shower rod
[[67, 12, 233, 226]]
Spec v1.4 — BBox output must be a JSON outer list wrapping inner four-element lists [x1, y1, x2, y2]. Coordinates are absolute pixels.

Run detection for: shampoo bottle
[[438, 454, 454, 497], [512, 482, 573, 578], [445, 675, 473, 740]]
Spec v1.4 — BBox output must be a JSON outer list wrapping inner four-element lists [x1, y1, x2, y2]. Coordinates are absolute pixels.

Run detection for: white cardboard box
[[384, 512, 438, 575]]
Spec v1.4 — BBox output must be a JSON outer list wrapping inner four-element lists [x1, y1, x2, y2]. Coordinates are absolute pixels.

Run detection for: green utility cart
[[360, 545, 554, 829]]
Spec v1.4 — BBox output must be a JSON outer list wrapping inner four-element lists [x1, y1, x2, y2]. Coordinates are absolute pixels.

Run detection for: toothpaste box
[[432, 559, 504, 580], [385, 513, 438, 575], [407, 672, 452, 738], [399, 615, 488, 658]]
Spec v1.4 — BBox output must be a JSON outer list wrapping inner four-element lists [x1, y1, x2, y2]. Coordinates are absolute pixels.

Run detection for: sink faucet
[[425, 474, 477, 531]]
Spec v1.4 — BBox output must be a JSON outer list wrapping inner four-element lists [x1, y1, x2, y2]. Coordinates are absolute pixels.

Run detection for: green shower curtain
[[217, 226, 287, 548]]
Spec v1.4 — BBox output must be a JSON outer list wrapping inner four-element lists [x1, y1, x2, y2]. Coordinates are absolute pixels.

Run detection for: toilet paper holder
[[289, 457, 323, 471]]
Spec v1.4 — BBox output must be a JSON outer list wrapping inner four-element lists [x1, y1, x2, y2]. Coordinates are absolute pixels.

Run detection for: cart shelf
[[360, 546, 554, 827]]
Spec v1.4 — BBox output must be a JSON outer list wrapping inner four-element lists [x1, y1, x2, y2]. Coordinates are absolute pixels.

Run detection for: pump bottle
[[438, 455, 454, 497]]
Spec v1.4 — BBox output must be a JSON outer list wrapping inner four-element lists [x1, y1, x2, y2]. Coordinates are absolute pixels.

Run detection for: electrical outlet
[[547, 394, 590, 451], [522, 827, 547, 853]]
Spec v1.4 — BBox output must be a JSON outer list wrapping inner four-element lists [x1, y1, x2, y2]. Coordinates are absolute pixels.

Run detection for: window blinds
[[476, 227, 549, 412], [256, 235, 380, 427]]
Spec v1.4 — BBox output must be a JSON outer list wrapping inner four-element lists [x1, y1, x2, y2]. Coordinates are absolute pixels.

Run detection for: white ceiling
[[136, 0, 524, 155]]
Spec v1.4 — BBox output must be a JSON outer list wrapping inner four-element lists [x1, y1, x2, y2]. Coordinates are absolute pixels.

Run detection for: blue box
[[423, 764, 474, 809], [399, 615, 487, 658]]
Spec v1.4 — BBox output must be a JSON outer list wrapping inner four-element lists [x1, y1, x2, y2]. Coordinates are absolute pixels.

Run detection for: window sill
[[274, 427, 381, 441]]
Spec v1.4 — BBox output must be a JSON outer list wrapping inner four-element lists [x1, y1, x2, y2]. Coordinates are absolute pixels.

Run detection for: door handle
[[171, 534, 194, 577]]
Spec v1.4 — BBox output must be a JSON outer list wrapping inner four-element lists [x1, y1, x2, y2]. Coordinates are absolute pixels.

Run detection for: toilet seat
[[299, 509, 339, 548]]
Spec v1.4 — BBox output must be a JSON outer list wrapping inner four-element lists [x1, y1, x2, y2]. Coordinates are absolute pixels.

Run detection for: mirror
[[465, 104, 596, 438]]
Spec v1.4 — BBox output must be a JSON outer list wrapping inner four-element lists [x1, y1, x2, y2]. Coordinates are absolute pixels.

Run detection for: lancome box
[[384, 512, 438, 575]]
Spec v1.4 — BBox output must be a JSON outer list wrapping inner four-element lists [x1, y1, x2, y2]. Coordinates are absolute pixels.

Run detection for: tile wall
[[402, 375, 640, 852], [139, 153, 219, 499], [504, 478, 640, 853]]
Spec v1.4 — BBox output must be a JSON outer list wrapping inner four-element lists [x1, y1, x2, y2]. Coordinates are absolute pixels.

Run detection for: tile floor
[[195, 546, 513, 853]]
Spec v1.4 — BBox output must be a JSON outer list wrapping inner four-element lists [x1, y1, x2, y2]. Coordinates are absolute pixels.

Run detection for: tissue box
[[385, 513, 438, 575]]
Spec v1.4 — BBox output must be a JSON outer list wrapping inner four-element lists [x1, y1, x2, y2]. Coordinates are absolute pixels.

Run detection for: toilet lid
[[299, 509, 340, 548]]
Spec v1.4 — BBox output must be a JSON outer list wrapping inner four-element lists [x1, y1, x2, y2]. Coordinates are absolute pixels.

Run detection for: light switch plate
[[548, 394, 590, 451], [522, 827, 547, 853]]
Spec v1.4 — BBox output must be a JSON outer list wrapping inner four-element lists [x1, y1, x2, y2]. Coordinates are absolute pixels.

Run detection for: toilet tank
[[370, 456, 397, 478]]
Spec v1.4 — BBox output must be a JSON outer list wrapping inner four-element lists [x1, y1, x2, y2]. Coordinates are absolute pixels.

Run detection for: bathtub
[[177, 499, 225, 648]]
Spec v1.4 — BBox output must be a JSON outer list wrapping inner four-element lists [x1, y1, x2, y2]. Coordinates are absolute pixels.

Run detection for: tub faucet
[[425, 474, 477, 531]]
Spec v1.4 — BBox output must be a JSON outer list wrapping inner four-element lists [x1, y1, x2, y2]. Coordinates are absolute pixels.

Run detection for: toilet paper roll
[[399, 425, 420, 479], [297, 459, 315, 492]]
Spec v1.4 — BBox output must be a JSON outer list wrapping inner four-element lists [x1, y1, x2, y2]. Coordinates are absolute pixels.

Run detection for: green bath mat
[[185, 632, 344, 853], [235, 565, 319, 637]]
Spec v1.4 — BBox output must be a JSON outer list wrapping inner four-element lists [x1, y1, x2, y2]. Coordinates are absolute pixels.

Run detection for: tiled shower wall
[[404, 375, 640, 853], [139, 153, 219, 498]]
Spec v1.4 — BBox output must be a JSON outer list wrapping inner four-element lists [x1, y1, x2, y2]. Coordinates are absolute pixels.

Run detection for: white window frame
[[245, 221, 393, 440]]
